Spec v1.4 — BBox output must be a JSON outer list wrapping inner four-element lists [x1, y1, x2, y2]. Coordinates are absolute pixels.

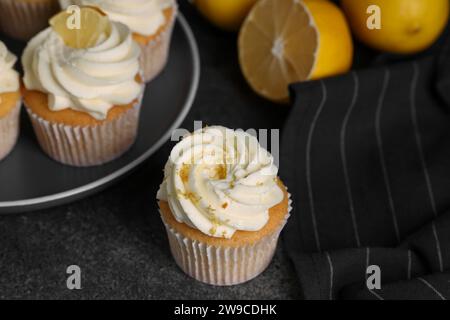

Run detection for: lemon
[[193, 0, 258, 31], [238, 0, 353, 103], [49, 7, 111, 49], [341, 0, 450, 54]]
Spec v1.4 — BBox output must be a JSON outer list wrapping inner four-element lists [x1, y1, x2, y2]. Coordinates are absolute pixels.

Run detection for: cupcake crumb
[[176, 189, 201, 204], [179, 164, 190, 183], [213, 164, 227, 180], [206, 205, 216, 216], [209, 226, 217, 236]]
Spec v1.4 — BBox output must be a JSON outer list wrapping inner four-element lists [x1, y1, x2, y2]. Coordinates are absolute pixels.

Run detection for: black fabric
[[281, 33, 450, 300], [437, 34, 450, 106]]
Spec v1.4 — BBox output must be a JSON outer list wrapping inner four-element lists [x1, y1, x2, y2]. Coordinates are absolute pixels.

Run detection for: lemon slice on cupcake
[[49, 6, 111, 49]]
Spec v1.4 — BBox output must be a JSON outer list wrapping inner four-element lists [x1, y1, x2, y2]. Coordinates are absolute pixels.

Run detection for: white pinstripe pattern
[[365, 248, 370, 276], [306, 81, 328, 252], [418, 277, 446, 300], [410, 62, 444, 272], [369, 288, 384, 300], [431, 222, 444, 272], [407, 250, 412, 280], [375, 69, 401, 243], [340, 72, 361, 247], [410, 62, 438, 218], [325, 252, 334, 300], [366, 248, 384, 300]]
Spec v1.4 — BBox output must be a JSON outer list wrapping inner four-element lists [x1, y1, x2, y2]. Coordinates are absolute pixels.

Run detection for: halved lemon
[[238, 0, 353, 103], [49, 6, 111, 49]]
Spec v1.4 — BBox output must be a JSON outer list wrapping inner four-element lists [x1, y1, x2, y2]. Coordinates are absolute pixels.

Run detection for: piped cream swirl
[[22, 22, 142, 120], [60, 0, 174, 36], [0, 41, 19, 95], [157, 126, 284, 239]]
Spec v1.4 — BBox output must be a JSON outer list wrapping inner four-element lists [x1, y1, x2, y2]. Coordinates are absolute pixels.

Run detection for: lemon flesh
[[239, 0, 353, 103]]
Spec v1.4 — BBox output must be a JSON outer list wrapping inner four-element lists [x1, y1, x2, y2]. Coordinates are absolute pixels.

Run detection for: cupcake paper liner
[[0, 99, 21, 161], [0, 0, 59, 41], [24, 93, 143, 167], [139, 4, 177, 82], [160, 193, 292, 286]]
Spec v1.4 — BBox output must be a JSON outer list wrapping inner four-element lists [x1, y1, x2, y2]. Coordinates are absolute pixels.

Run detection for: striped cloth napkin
[[281, 31, 450, 300]]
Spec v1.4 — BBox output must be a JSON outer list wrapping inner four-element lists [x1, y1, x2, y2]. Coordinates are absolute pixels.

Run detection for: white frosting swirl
[[60, 0, 174, 36], [157, 126, 284, 239], [22, 22, 142, 120], [0, 41, 19, 95]]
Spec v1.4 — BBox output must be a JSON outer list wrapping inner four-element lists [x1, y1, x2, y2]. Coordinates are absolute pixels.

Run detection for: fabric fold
[[282, 33, 450, 299]]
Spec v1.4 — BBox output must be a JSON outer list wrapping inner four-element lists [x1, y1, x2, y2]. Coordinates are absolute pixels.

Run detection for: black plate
[[0, 14, 200, 214]]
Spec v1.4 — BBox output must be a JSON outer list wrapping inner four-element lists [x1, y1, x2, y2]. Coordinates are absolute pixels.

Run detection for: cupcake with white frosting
[[0, 0, 60, 41], [157, 126, 291, 286], [60, 0, 177, 82], [21, 9, 144, 167], [0, 41, 21, 161]]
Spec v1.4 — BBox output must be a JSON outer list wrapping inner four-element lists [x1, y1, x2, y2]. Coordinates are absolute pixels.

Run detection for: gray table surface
[[0, 2, 301, 299]]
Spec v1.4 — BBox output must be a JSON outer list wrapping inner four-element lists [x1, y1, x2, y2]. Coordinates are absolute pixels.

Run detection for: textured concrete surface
[[0, 2, 301, 299], [0, 156, 301, 299]]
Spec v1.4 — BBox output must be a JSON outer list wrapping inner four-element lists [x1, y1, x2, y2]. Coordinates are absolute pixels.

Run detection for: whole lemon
[[193, 0, 258, 31], [341, 0, 449, 54]]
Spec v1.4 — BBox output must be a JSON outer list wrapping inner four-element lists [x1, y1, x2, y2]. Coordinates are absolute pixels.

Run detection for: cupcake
[[60, 0, 177, 82], [21, 8, 144, 167], [0, 41, 21, 161], [157, 126, 291, 285], [0, 0, 60, 41]]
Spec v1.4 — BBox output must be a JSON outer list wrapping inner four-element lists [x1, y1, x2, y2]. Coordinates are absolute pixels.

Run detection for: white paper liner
[[138, 4, 177, 82], [160, 193, 292, 286], [24, 93, 143, 167], [0, 0, 59, 41], [0, 99, 21, 161]]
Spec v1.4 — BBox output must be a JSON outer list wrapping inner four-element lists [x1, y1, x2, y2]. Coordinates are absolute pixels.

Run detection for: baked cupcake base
[[0, 0, 59, 41], [23, 88, 144, 167], [0, 92, 21, 161], [133, 5, 177, 83], [158, 181, 292, 286]]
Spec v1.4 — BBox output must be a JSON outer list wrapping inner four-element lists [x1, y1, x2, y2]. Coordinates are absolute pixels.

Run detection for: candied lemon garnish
[[49, 7, 111, 49]]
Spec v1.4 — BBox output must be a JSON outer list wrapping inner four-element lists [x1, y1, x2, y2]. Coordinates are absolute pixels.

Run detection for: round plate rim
[[0, 13, 200, 213]]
